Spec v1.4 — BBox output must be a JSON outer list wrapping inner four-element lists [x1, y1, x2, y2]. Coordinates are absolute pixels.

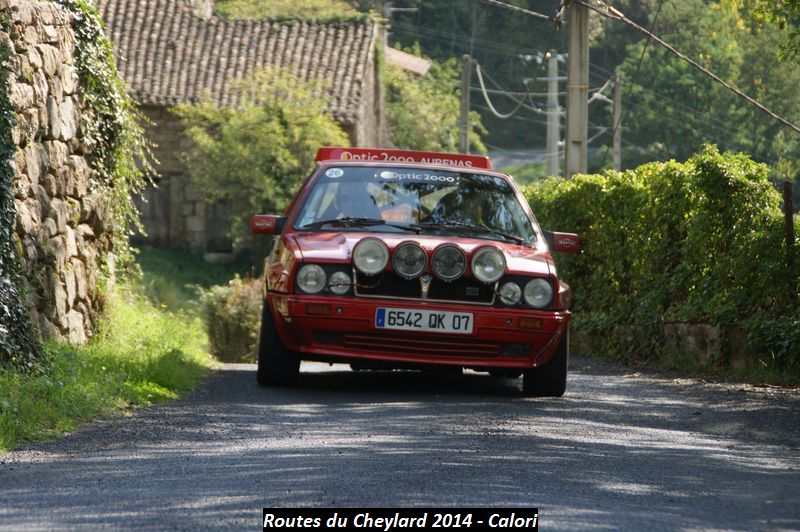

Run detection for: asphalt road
[[1, 356, 798, 530]]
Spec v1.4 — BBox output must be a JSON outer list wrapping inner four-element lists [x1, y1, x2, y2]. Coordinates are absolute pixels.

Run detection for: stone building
[[98, 0, 387, 252]]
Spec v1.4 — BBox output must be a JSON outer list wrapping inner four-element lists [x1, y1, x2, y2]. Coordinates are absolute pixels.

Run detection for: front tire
[[256, 300, 300, 387], [522, 328, 568, 397]]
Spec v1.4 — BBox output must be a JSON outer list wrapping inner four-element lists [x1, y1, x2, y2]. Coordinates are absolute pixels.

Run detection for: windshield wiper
[[416, 221, 525, 244], [301, 217, 421, 233]]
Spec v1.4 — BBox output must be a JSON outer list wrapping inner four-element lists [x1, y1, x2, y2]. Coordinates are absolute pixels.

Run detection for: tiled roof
[[98, 0, 379, 124]]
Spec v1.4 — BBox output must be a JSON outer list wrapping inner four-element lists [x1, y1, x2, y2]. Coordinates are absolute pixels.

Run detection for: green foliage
[[378, 0, 800, 173], [524, 146, 799, 369], [0, 283, 214, 452], [215, 0, 361, 20], [0, 13, 41, 368], [501, 162, 549, 186], [745, 0, 800, 59], [386, 0, 565, 150], [197, 277, 262, 363], [612, 0, 800, 185], [385, 47, 487, 153], [56, 0, 154, 269], [136, 246, 253, 311], [173, 67, 350, 240]]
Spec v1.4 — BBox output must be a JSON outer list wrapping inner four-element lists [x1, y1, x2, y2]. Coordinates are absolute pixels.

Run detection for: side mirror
[[251, 215, 287, 235], [542, 230, 580, 253]]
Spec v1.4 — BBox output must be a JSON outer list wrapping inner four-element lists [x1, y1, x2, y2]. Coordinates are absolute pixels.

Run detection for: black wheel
[[256, 300, 300, 386], [522, 328, 568, 397]]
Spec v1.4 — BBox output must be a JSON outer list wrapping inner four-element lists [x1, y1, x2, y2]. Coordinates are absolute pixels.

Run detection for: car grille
[[354, 271, 495, 305], [312, 331, 530, 359], [343, 331, 501, 358]]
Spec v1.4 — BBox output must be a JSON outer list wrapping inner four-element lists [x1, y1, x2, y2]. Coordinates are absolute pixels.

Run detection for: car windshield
[[293, 166, 537, 244]]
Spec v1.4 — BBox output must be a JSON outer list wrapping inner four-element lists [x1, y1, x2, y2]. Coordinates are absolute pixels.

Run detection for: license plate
[[375, 308, 473, 334]]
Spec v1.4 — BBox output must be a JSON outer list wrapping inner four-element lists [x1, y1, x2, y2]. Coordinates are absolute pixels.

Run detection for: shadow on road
[[0, 358, 798, 529]]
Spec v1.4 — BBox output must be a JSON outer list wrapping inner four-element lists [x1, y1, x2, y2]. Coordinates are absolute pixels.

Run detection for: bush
[[523, 146, 799, 370], [173, 67, 350, 242], [198, 277, 263, 363]]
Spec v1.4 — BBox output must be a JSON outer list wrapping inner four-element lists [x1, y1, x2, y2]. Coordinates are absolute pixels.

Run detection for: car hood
[[290, 231, 552, 277]]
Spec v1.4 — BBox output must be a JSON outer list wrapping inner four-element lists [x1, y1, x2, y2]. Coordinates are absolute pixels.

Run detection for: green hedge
[[523, 146, 799, 369]]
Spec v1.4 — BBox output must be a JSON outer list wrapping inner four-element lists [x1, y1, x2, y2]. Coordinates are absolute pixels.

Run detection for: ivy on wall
[[56, 0, 154, 266], [0, 12, 42, 367], [1, 1, 153, 367]]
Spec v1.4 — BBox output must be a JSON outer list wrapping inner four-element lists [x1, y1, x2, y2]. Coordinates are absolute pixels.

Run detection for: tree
[[385, 48, 487, 153], [743, 0, 800, 60], [173, 67, 350, 240], [613, 0, 800, 184]]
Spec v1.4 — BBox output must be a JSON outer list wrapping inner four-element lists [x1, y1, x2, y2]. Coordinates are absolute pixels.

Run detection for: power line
[[471, 87, 564, 97], [475, 62, 529, 118], [595, 0, 665, 169], [577, 0, 800, 134], [587, 127, 610, 144], [470, 5, 563, 120], [587, 62, 776, 161], [473, 103, 554, 126], [585, 52, 777, 161], [589, 90, 778, 166], [391, 21, 539, 60], [587, 77, 613, 104], [587, 63, 744, 140], [474, 60, 570, 117]]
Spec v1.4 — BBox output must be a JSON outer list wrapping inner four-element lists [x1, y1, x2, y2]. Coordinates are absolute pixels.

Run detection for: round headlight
[[392, 242, 427, 279], [498, 281, 522, 305], [431, 244, 467, 281], [328, 271, 352, 295], [297, 264, 326, 294], [524, 278, 553, 308], [353, 238, 389, 276], [471, 247, 506, 284]]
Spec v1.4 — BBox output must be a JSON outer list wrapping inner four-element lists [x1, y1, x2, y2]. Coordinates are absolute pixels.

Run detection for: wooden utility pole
[[460, 54, 472, 154], [564, 2, 589, 179], [612, 73, 622, 171], [546, 51, 561, 177]]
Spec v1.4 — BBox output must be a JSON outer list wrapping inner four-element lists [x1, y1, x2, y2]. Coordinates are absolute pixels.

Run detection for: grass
[[0, 246, 252, 453], [136, 245, 254, 310]]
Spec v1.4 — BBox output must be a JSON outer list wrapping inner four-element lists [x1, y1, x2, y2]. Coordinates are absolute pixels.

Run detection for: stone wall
[[4, 0, 113, 344], [572, 323, 762, 370], [135, 105, 208, 248]]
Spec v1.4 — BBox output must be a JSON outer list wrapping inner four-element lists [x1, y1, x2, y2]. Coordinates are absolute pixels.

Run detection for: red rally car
[[251, 147, 580, 397]]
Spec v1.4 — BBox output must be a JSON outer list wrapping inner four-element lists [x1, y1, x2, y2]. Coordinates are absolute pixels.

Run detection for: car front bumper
[[268, 292, 570, 369]]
